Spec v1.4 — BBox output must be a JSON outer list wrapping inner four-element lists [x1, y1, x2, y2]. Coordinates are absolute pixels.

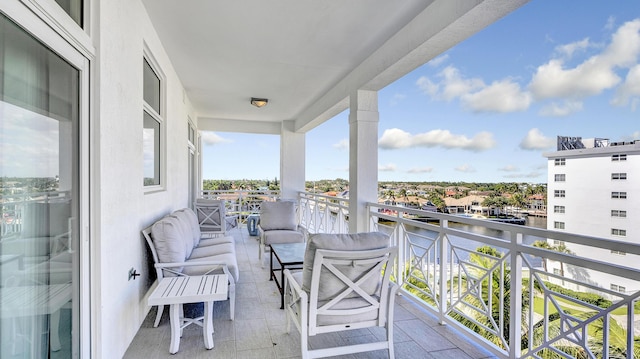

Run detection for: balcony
[[125, 194, 640, 358], [124, 222, 496, 359]]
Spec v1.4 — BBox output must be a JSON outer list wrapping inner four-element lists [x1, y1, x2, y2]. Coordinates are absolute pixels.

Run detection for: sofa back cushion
[[173, 208, 201, 247], [151, 216, 187, 273], [259, 201, 297, 231], [302, 232, 390, 301]]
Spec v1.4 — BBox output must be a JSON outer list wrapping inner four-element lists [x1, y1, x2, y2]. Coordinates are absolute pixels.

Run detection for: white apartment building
[[544, 136, 640, 295]]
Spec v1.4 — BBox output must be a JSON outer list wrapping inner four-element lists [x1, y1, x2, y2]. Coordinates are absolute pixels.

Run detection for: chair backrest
[[302, 232, 396, 336], [259, 200, 297, 231], [194, 199, 226, 235]]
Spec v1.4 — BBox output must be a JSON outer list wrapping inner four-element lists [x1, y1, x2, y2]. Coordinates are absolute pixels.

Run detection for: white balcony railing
[[200, 190, 279, 224], [298, 193, 640, 359], [298, 192, 349, 234], [373, 203, 640, 359]]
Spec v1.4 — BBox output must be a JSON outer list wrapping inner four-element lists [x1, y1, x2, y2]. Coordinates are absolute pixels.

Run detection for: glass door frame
[[1, 2, 91, 358]]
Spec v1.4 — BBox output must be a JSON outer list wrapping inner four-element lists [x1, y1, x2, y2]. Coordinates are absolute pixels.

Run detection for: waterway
[[394, 215, 548, 267]]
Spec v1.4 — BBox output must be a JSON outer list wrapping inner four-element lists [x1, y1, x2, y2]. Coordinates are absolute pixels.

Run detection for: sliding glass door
[[0, 10, 86, 358]]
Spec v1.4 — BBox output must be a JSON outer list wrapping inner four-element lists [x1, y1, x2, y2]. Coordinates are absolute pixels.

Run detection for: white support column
[[280, 120, 306, 200], [348, 90, 379, 233]]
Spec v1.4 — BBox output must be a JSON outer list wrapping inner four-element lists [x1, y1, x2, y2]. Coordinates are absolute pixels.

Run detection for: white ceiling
[[141, 0, 528, 133]]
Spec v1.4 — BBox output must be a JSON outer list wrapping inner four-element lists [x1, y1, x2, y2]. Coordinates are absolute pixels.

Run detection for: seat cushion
[[302, 232, 390, 300], [263, 229, 305, 245], [198, 236, 234, 247], [151, 217, 187, 271], [190, 242, 235, 258], [184, 253, 239, 282], [259, 201, 297, 231]]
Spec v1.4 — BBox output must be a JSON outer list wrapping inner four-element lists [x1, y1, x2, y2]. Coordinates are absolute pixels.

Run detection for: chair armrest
[[154, 261, 231, 278], [284, 269, 307, 333]]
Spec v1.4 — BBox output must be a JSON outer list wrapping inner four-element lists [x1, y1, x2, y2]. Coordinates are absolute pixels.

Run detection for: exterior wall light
[[251, 97, 268, 108]]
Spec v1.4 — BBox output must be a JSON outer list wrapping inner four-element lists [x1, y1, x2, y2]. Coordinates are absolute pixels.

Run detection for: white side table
[[148, 274, 228, 354]]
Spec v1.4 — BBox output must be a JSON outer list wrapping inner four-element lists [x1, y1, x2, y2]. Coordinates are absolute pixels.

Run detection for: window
[[554, 158, 566, 166], [553, 268, 561, 275], [553, 240, 565, 246], [143, 56, 163, 187], [611, 250, 626, 255], [611, 173, 627, 180], [611, 210, 627, 218], [611, 228, 626, 236], [554, 190, 565, 198], [610, 284, 626, 293], [554, 221, 565, 229], [55, 0, 83, 26], [554, 174, 566, 182], [554, 205, 565, 213], [611, 191, 627, 199], [612, 154, 627, 161]]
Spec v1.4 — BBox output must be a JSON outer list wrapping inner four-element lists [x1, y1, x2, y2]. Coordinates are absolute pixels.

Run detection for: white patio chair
[[283, 232, 398, 359], [194, 199, 227, 237], [257, 200, 305, 266]]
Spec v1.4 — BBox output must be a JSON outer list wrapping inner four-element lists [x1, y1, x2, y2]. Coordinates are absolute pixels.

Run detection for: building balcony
[[125, 194, 640, 358]]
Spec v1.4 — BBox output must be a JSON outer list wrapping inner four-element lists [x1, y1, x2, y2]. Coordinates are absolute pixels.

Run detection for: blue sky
[[202, 1, 640, 183]]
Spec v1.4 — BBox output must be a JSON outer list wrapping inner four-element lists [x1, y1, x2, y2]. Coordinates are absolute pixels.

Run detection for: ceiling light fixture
[[251, 97, 268, 108]]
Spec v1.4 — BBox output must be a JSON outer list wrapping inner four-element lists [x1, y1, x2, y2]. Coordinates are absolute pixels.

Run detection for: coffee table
[[270, 242, 306, 309], [148, 274, 228, 354]]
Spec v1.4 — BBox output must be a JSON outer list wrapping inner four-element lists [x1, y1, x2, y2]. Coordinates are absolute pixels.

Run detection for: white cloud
[[529, 19, 640, 100], [499, 165, 519, 172], [390, 93, 407, 106], [202, 132, 232, 145], [455, 164, 476, 173], [379, 163, 397, 172], [605, 16, 616, 31], [519, 128, 556, 150], [407, 167, 434, 174], [539, 100, 584, 117], [419, 65, 530, 113], [555, 38, 591, 58], [378, 128, 496, 152], [416, 76, 439, 97], [611, 64, 640, 109], [462, 79, 531, 113], [621, 131, 640, 141], [332, 139, 349, 150], [428, 54, 449, 67], [503, 172, 543, 179], [439, 66, 485, 101]]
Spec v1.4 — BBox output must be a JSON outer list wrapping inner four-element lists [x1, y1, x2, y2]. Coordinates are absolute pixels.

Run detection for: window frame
[[553, 205, 565, 214], [142, 46, 166, 192], [612, 154, 627, 161], [611, 191, 627, 199], [554, 174, 566, 182], [611, 228, 627, 236], [554, 158, 566, 166], [554, 189, 565, 198], [553, 221, 565, 230], [611, 210, 627, 218]]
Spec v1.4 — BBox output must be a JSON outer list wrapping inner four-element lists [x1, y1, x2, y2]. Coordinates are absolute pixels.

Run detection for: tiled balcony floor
[[124, 225, 498, 359]]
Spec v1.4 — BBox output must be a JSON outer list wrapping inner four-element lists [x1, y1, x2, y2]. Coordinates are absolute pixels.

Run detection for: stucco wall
[[96, 1, 195, 356]]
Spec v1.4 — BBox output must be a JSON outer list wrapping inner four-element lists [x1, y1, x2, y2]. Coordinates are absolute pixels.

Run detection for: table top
[[148, 274, 228, 306], [271, 242, 306, 265]]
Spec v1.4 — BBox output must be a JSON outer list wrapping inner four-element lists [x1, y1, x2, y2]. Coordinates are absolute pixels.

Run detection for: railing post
[[509, 232, 522, 359], [438, 219, 448, 324]]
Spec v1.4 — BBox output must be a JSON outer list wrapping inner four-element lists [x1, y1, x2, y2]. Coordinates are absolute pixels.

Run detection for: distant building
[[544, 136, 640, 294]]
